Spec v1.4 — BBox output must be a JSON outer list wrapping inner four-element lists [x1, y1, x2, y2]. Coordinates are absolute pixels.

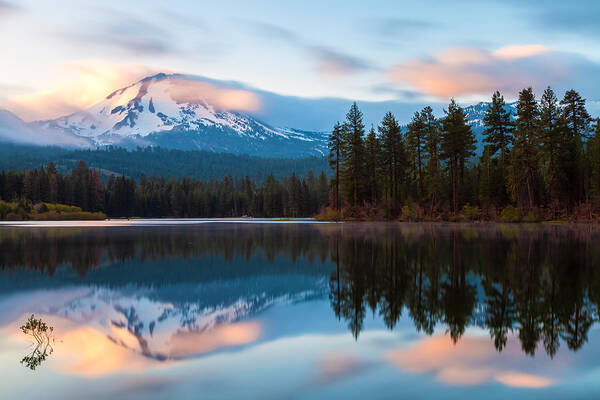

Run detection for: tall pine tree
[[441, 99, 476, 214], [407, 110, 427, 201], [509, 88, 540, 210], [328, 122, 344, 210], [341, 103, 366, 206], [379, 111, 406, 212]]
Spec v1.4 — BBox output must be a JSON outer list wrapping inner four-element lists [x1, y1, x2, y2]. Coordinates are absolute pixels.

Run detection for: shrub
[[400, 204, 421, 222], [461, 203, 481, 221], [45, 203, 82, 213], [33, 211, 107, 221], [314, 207, 342, 221], [522, 210, 541, 223], [498, 205, 521, 222], [37, 203, 49, 213], [0, 201, 14, 219]]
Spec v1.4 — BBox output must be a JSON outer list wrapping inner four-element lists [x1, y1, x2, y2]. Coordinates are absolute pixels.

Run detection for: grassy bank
[[0, 201, 106, 221]]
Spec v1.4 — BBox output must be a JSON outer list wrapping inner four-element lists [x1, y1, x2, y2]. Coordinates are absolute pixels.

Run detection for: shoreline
[[0, 218, 598, 228]]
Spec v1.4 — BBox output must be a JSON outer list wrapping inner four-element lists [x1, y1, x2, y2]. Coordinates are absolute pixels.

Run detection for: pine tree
[[379, 111, 406, 212], [589, 119, 600, 200], [561, 90, 592, 140], [483, 91, 514, 164], [407, 109, 427, 201], [560, 89, 591, 204], [440, 99, 476, 214], [509, 88, 540, 210], [539, 87, 563, 207], [364, 126, 381, 204], [341, 103, 366, 206], [422, 107, 442, 213], [478, 146, 493, 207], [328, 122, 344, 210]]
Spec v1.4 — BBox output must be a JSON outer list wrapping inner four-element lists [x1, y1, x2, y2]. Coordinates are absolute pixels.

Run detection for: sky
[[1, 0, 600, 124]]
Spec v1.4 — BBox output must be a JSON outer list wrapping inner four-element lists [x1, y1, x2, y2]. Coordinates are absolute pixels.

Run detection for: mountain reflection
[[1, 222, 599, 359]]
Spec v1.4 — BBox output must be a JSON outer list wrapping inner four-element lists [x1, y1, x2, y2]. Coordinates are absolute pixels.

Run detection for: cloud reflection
[[385, 334, 555, 388], [167, 322, 262, 358], [315, 351, 370, 385]]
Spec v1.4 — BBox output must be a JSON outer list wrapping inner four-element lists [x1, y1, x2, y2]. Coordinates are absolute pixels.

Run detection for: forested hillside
[[0, 144, 329, 183]]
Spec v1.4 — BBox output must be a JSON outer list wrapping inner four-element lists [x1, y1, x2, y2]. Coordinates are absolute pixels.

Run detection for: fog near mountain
[[0, 109, 91, 148]]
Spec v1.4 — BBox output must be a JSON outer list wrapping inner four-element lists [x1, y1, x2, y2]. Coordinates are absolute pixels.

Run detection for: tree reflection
[[19, 315, 55, 370], [327, 223, 600, 357]]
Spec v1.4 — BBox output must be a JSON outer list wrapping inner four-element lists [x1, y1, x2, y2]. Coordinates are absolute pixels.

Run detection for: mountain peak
[[33, 74, 329, 157]]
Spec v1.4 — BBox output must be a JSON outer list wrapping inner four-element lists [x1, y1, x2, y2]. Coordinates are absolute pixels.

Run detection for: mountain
[[0, 109, 90, 148], [463, 101, 518, 129], [462, 101, 518, 153], [31, 73, 328, 158]]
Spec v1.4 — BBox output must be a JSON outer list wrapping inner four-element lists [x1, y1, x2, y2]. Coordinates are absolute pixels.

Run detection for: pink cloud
[[385, 334, 556, 388], [386, 45, 565, 98], [168, 79, 262, 112], [3, 60, 160, 121]]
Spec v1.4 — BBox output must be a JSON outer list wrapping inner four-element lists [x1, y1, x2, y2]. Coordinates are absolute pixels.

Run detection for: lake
[[1, 221, 599, 399]]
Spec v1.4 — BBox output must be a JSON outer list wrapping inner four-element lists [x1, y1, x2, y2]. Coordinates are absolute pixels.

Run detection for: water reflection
[[1, 222, 600, 400], [1, 223, 599, 362], [328, 224, 600, 357]]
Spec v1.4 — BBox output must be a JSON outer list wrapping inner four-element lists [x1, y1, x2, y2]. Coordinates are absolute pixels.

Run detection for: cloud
[[245, 21, 300, 44], [385, 334, 556, 388], [167, 78, 262, 112], [314, 352, 371, 385], [309, 46, 371, 76], [59, 13, 175, 57], [3, 60, 159, 121], [0, 0, 19, 15], [166, 322, 262, 358], [244, 21, 371, 77], [492, 44, 550, 60], [526, 1, 600, 36], [385, 44, 600, 98]]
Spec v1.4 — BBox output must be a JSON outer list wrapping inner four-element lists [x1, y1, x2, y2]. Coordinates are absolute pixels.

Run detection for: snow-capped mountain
[[463, 101, 518, 129], [32, 73, 328, 157]]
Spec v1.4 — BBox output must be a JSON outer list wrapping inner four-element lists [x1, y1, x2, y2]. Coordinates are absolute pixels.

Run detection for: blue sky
[[1, 0, 599, 125]]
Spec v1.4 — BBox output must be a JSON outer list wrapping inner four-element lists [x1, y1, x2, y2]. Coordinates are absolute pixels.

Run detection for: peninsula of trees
[[327, 87, 600, 221]]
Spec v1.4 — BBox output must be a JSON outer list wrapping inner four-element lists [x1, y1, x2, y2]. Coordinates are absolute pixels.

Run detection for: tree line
[[0, 161, 329, 218], [329, 88, 600, 220]]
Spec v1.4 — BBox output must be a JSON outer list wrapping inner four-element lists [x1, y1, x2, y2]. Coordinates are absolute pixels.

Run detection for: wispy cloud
[[57, 12, 176, 57], [0, 0, 21, 16], [309, 46, 371, 76], [525, 1, 600, 36], [244, 21, 371, 77]]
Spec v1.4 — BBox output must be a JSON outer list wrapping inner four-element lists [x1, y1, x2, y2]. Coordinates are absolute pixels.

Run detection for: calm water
[[1, 221, 600, 399]]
